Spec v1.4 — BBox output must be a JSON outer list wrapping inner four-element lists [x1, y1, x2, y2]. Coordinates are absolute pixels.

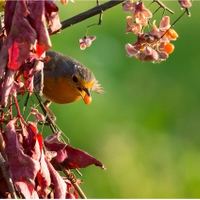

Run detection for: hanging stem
[[153, 0, 174, 14]]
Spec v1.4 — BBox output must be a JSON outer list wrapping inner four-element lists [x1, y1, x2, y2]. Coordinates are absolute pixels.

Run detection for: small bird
[[34, 50, 103, 106]]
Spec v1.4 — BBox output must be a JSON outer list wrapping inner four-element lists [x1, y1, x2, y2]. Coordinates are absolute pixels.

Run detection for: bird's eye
[[72, 75, 78, 83]]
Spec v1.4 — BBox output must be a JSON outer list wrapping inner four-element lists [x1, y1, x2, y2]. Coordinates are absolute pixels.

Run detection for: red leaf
[[22, 59, 44, 93], [64, 145, 105, 169], [46, 159, 66, 199], [5, 1, 36, 70], [4, 1, 17, 34], [0, 45, 9, 80], [44, 133, 105, 170], [47, 11, 62, 35], [4, 118, 40, 198], [37, 133, 43, 152], [27, 1, 51, 57], [0, 69, 16, 107], [21, 124, 39, 158], [45, 0, 62, 35], [37, 151, 51, 199], [45, 0, 59, 13], [15, 182, 39, 199]]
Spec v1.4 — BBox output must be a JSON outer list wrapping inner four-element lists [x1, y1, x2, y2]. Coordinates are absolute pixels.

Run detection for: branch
[[153, 0, 174, 14], [0, 154, 17, 199], [53, 0, 126, 34], [62, 168, 87, 199]]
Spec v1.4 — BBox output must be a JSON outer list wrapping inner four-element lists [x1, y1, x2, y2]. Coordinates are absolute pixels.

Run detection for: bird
[[34, 50, 103, 107]]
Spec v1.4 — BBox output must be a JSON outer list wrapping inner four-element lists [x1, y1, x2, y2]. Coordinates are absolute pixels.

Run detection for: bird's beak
[[78, 87, 92, 104], [84, 88, 91, 97]]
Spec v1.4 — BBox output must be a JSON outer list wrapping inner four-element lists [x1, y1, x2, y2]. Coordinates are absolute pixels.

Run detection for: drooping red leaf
[[63, 145, 105, 169], [0, 45, 9, 80], [45, 0, 59, 13], [36, 151, 51, 199], [44, 132, 66, 151], [22, 58, 44, 93], [27, 1, 51, 57], [22, 62, 35, 93], [4, 1, 17, 34], [47, 11, 62, 35], [5, 1, 36, 70], [0, 69, 16, 107], [21, 123, 39, 159], [44, 133, 105, 170], [37, 133, 43, 152], [15, 181, 39, 199], [46, 159, 67, 199], [0, 68, 24, 107], [45, 0, 62, 35], [4, 118, 40, 199]]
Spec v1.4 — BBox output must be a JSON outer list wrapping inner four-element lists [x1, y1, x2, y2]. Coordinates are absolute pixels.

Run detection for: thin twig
[[0, 154, 17, 199], [62, 168, 87, 199], [170, 9, 187, 28], [52, 0, 125, 35], [153, 0, 174, 14], [33, 88, 57, 133], [185, 8, 191, 16]]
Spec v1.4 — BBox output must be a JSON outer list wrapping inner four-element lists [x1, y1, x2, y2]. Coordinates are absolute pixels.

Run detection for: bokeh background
[[42, 1, 200, 198]]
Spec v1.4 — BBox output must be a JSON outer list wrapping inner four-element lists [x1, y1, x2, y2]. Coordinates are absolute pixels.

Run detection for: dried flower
[[125, 16, 142, 34], [78, 36, 96, 50], [122, 0, 137, 13], [178, 0, 192, 8]]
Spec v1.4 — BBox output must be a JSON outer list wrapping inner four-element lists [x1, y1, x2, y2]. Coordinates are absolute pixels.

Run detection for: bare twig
[[52, 0, 126, 34], [186, 8, 191, 16], [33, 88, 57, 133], [62, 168, 87, 199], [153, 0, 174, 14], [0, 154, 17, 199]]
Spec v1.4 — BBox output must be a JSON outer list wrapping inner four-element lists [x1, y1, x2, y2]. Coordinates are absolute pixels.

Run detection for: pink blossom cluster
[[123, 0, 181, 62], [123, 0, 152, 34]]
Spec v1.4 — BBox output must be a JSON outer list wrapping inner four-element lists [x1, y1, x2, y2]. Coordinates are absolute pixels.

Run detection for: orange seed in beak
[[84, 94, 92, 104]]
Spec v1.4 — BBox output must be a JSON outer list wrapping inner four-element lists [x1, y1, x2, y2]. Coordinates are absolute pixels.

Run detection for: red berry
[[164, 43, 174, 54]]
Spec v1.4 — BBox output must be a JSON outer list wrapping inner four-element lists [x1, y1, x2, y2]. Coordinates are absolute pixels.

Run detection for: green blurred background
[[43, 1, 200, 198]]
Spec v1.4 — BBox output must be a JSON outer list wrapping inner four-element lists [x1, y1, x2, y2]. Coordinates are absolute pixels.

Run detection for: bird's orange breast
[[43, 76, 82, 104]]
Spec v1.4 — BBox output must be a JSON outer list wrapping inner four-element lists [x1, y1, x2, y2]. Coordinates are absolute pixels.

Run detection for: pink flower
[[123, 1, 152, 31], [78, 36, 96, 50], [136, 46, 168, 62], [125, 16, 141, 34], [178, 0, 192, 8], [148, 16, 171, 43], [134, 2, 152, 20], [148, 16, 178, 44], [135, 12, 149, 26], [125, 43, 141, 57], [122, 0, 137, 13]]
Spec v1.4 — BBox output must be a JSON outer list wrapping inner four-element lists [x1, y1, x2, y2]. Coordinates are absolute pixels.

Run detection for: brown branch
[[52, 0, 126, 34], [0, 154, 17, 199], [62, 168, 87, 199], [153, 0, 174, 14]]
